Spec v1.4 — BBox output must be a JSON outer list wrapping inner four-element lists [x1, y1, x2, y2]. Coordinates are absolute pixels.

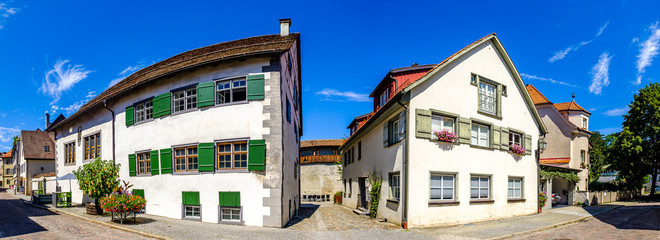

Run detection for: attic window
[[44, 146, 49, 152]]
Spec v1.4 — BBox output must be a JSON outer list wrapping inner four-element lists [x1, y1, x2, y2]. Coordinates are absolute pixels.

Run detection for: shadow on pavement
[[0, 198, 57, 237], [284, 203, 319, 228], [591, 203, 660, 231]]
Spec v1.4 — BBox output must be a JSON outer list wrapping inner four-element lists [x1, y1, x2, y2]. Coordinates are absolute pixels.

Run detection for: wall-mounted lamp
[[538, 138, 547, 153]]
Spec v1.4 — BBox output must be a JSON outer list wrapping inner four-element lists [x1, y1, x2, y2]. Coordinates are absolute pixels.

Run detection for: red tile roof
[[301, 139, 344, 148], [525, 84, 552, 105], [554, 101, 591, 115], [1, 151, 12, 158]]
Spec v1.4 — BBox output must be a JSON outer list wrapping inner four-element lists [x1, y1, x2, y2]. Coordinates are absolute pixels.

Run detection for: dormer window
[[379, 90, 389, 108], [44, 146, 49, 152]]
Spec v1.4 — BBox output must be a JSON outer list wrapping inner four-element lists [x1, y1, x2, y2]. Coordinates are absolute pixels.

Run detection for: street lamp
[[538, 138, 547, 153]]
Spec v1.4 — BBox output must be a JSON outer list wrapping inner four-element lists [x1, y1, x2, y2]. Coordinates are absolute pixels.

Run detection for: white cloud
[[50, 90, 98, 115], [39, 59, 93, 105], [316, 89, 370, 102], [549, 22, 609, 62], [0, 3, 19, 29], [108, 64, 147, 88], [0, 126, 19, 148], [603, 106, 629, 116], [635, 22, 660, 85], [589, 52, 612, 95], [520, 73, 579, 87]]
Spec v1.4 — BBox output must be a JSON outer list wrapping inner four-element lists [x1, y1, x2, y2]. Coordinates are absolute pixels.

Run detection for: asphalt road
[[0, 191, 152, 239], [513, 202, 660, 240]]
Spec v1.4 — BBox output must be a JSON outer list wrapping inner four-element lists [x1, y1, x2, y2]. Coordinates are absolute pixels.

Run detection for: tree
[[73, 159, 120, 213], [608, 129, 646, 192], [589, 131, 607, 182]]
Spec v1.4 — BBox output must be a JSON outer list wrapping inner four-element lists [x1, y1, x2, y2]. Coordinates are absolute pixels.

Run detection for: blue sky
[[0, 0, 659, 151]]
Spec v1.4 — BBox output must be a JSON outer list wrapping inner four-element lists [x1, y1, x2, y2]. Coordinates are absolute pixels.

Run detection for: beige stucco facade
[[300, 163, 342, 199]]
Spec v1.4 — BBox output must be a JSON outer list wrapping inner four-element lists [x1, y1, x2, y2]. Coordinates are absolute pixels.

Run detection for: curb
[[489, 204, 626, 240]]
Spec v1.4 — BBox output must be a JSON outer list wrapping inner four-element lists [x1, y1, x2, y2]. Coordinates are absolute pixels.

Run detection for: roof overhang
[[540, 164, 582, 172]]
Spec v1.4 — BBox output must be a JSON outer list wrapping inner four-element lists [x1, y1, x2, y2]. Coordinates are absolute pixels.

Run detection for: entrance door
[[358, 177, 367, 208]]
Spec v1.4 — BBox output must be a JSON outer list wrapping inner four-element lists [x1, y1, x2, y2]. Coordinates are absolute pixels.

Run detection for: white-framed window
[[508, 178, 522, 199], [582, 118, 588, 128], [379, 90, 389, 108], [430, 174, 455, 200], [580, 150, 586, 166], [390, 173, 400, 200], [173, 87, 197, 113], [471, 124, 490, 147], [135, 101, 153, 123], [470, 176, 490, 199], [221, 207, 241, 222], [216, 77, 247, 104], [184, 205, 201, 218], [478, 81, 496, 114], [509, 132, 522, 146], [431, 115, 455, 133], [389, 118, 401, 145]]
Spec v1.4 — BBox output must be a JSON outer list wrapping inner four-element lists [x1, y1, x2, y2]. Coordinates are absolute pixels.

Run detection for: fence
[[575, 190, 635, 205]]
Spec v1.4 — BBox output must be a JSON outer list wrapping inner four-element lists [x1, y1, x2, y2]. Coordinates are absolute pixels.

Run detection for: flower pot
[[85, 202, 103, 215], [335, 195, 342, 204], [538, 207, 542, 213]]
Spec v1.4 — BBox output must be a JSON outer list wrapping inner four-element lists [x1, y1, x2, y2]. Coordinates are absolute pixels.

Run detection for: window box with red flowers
[[433, 130, 458, 143], [509, 144, 525, 155]]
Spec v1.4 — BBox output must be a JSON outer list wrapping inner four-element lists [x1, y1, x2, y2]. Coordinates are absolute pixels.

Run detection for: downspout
[[396, 97, 409, 229], [103, 100, 116, 164]]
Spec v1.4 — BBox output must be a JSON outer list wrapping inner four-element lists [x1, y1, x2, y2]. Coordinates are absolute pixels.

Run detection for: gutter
[[396, 97, 409, 229], [103, 100, 116, 164]]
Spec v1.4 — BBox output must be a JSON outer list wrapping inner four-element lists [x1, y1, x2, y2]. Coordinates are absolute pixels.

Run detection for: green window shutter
[[524, 134, 532, 155], [150, 150, 160, 175], [153, 92, 171, 118], [125, 106, 134, 126], [219, 192, 241, 207], [500, 127, 510, 149], [492, 126, 501, 150], [248, 139, 266, 171], [457, 117, 472, 144], [198, 143, 215, 172], [160, 148, 172, 174], [133, 189, 145, 199], [496, 84, 502, 117], [197, 81, 215, 108], [383, 122, 389, 147], [182, 191, 200, 205], [247, 74, 265, 100], [415, 109, 432, 139], [128, 154, 136, 176]]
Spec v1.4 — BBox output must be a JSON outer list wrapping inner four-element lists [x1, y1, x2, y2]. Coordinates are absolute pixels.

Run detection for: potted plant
[[433, 130, 457, 143], [100, 180, 146, 224], [334, 191, 342, 204], [538, 191, 548, 213], [73, 159, 120, 215], [509, 143, 525, 155]]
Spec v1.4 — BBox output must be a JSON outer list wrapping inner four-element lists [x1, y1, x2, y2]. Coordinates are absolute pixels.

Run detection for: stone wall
[[301, 163, 342, 201]]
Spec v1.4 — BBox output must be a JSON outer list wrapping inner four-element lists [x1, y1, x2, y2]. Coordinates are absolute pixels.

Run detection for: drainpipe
[[396, 97, 409, 229], [103, 100, 116, 164]]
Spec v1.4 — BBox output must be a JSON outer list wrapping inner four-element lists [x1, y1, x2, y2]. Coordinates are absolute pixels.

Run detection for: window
[[580, 150, 586, 167], [294, 123, 299, 144], [135, 101, 153, 123], [221, 207, 241, 222], [349, 178, 352, 197], [379, 90, 389, 108], [390, 173, 400, 200], [174, 146, 198, 172], [430, 174, 454, 200], [478, 81, 496, 114], [471, 124, 490, 147], [65, 142, 75, 164], [293, 82, 298, 110], [470, 74, 478, 85], [216, 78, 246, 104], [184, 205, 201, 218], [137, 152, 151, 175], [470, 176, 490, 199], [173, 87, 197, 113], [431, 115, 455, 133], [350, 147, 355, 163], [217, 141, 247, 170], [286, 98, 291, 124], [44, 146, 49, 152], [390, 119, 400, 144], [508, 178, 522, 199], [582, 118, 588, 128], [357, 141, 362, 160], [509, 132, 522, 146], [84, 133, 101, 160]]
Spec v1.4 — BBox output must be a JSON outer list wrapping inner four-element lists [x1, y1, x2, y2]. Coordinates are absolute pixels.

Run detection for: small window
[[134, 101, 153, 123], [470, 74, 478, 85], [173, 87, 197, 113], [580, 150, 586, 167], [509, 132, 522, 146], [65, 142, 75, 164], [221, 207, 241, 222], [508, 178, 522, 199], [286, 98, 291, 124], [470, 176, 490, 199], [349, 178, 352, 197], [184, 205, 201, 219], [216, 78, 247, 104], [84, 133, 101, 160], [471, 124, 490, 147], [390, 173, 400, 200], [217, 141, 247, 170], [44, 146, 49, 152], [137, 152, 151, 175], [390, 119, 400, 144], [430, 174, 454, 200], [357, 141, 362, 160], [431, 115, 455, 133], [582, 118, 588, 128], [478, 81, 497, 114], [379, 90, 389, 108], [174, 146, 198, 172]]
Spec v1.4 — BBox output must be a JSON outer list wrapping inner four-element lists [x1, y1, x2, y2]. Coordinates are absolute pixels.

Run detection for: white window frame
[[509, 132, 522, 146], [216, 77, 247, 105], [508, 177, 523, 199], [389, 119, 401, 145], [430, 173, 455, 201], [431, 114, 455, 133], [389, 173, 400, 201], [582, 118, 588, 128], [172, 87, 197, 113], [134, 101, 153, 123], [183, 205, 201, 220], [478, 81, 497, 114], [219, 206, 242, 223], [471, 124, 490, 147], [470, 176, 490, 199]]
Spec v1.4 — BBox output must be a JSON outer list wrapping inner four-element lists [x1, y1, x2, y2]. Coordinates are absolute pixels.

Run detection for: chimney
[[45, 112, 50, 129], [279, 19, 291, 37]]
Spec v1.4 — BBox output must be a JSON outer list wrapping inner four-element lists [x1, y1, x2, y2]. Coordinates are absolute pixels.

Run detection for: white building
[[49, 19, 301, 227], [341, 34, 547, 228]]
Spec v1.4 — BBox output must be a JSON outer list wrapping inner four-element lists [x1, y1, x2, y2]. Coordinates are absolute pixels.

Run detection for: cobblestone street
[[286, 202, 397, 231]]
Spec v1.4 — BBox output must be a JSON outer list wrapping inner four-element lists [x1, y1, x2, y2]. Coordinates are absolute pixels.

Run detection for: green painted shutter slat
[[133, 189, 145, 199], [524, 134, 532, 155], [128, 154, 136, 176], [198, 143, 215, 172], [458, 117, 472, 144], [500, 127, 510, 149], [154, 92, 171, 118], [248, 139, 266, 171], [247, 74, 265, 100], [492, 126, 501, 150], [218, 192, 225, 206], [197, 81, 215, 108], [182, 191, 200, 205], [125, 106, 134, 126], [496, 84, 502, 117], [415, 109, 431, 139], [160, 148, 172, 174], [219, 192, 241, 207], [150, 150, 160, 175], [230, 192, 240, 207]]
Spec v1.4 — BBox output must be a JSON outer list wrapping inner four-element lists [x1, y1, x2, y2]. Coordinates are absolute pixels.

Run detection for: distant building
[[300, 139, 342, 201], [14, 130, 56, 195], [1, 151, 15, 188]]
